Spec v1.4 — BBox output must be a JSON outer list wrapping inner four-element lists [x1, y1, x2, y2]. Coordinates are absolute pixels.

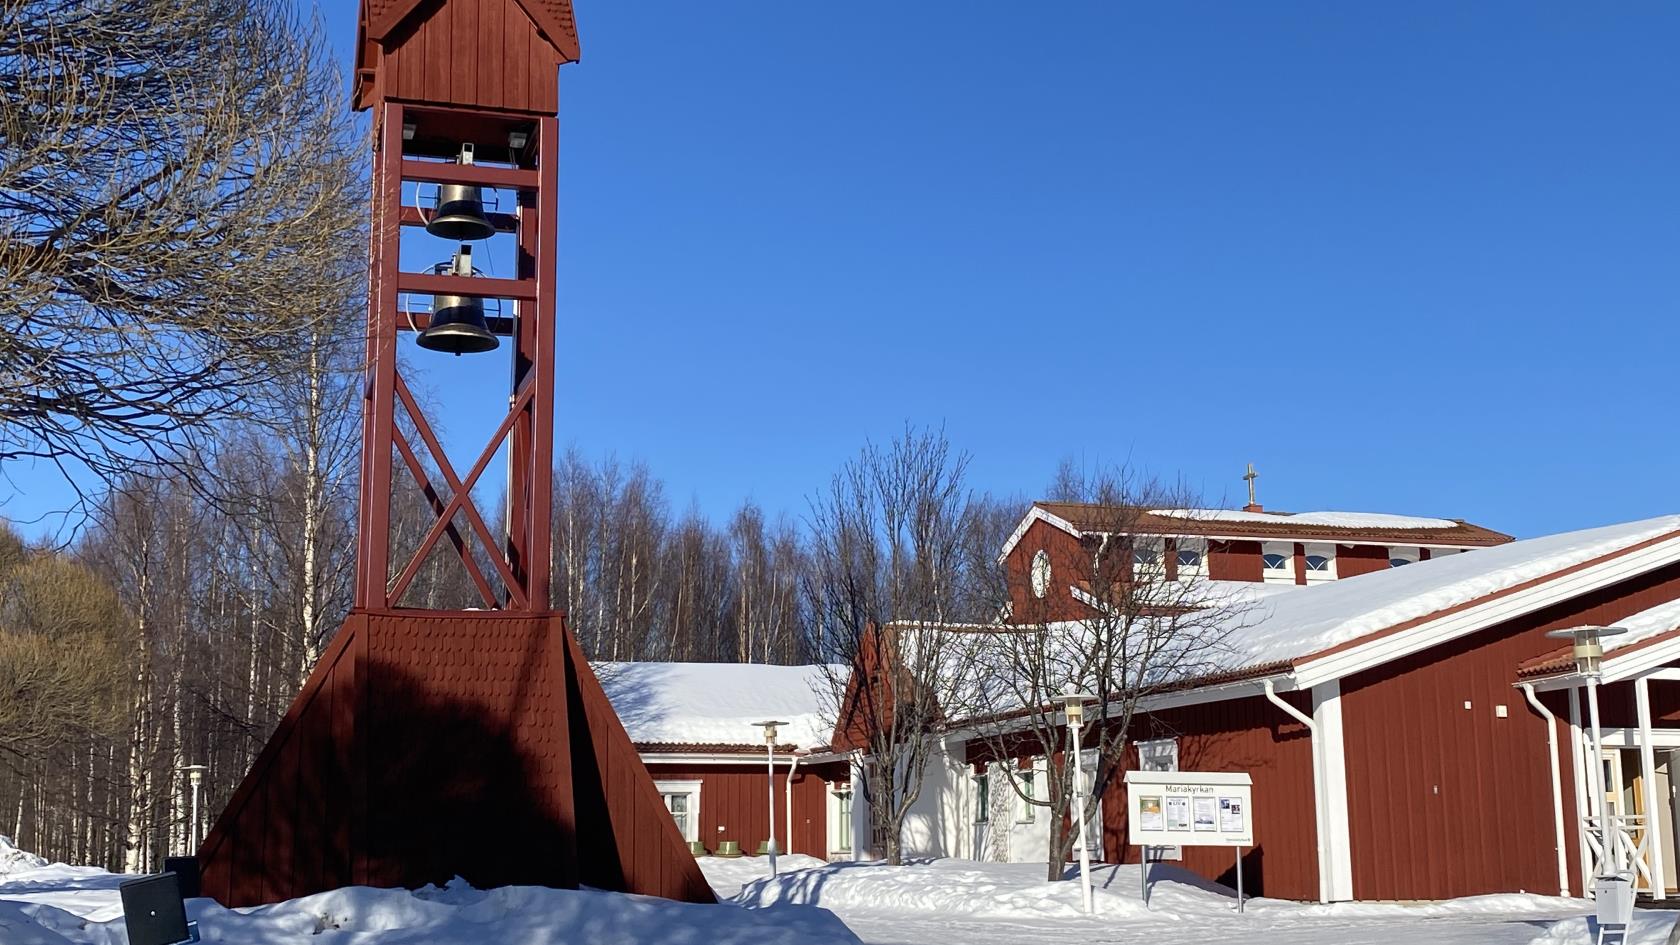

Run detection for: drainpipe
[[1264, 679, 1329, 904], [787, 750, 805, 859], [1521, 683, 1572, 897]]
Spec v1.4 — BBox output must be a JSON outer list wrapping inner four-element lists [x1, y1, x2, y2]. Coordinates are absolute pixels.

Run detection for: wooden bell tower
[[194, 0, 714, 907]]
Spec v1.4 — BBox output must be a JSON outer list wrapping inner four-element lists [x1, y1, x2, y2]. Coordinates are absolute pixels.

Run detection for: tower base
[[197, 610, 713, 905]]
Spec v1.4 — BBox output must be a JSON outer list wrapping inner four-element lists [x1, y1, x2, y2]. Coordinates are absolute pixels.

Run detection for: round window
[[1030, 549, 1052, 599]]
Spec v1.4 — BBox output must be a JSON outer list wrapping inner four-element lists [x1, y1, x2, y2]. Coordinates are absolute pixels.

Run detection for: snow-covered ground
[[6, 834, 1678, 945], [701, 855, 1680, 945], [0, 837, 858, 945]]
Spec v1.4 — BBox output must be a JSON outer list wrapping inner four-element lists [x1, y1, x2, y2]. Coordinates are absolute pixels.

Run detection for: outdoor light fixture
[[1546, 626, 1633, 937], [1054, 685, 1100, 915], [402, 122, 416, 141], [508, 129, 529, 150], [1546, 625, 1626, 678], [178, 764, 209, 854], [754, 720, 789, 879]]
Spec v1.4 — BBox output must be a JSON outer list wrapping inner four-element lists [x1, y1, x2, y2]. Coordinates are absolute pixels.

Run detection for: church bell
[[424, 143, 496, 242], [417, 245, 499, 356]]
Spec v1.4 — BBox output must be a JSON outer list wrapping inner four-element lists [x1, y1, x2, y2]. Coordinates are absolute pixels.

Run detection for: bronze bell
[[425, 183, 496, 242], [417, 246, 498, 356]]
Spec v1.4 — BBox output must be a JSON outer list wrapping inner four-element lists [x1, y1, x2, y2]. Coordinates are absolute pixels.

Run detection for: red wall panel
[[1337, 544, 1390, 579], [1100, 693, 1320, 900], [1340, 561, 1680, 899], [1208, 541, 1263, 582], [644, 761, 847, 858]]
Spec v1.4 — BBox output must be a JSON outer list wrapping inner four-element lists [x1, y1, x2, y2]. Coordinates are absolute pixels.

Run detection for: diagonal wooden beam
[[393, 428, 499, 609], [393, 375, 530, 608], [388, 381, 534, 608]]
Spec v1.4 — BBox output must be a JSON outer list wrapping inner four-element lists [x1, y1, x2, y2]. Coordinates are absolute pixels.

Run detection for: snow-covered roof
[[596, 662, 844, 752], [1152, 509, 1459, 529], [1219, 515, 1680, 674]]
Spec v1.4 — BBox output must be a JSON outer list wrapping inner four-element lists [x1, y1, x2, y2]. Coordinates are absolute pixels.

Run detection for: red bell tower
[[195, 0, 713, 907]]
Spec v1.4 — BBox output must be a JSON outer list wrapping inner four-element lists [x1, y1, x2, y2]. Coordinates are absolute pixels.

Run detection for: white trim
[[1294, 534, 1680, 688], [1598, 727, 1680, 750], [654, 779, 702, 843], [640, 751, 785, 766], [1568, 689, 1592, 887], [1312, 681, 1355, 902], [1636, 677, 1667, 899], [997, 506, 1083, 565]]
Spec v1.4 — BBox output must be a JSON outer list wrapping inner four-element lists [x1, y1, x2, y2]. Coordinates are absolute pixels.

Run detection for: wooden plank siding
[[1339, 560, 1680, 900], [644, 761, 846, 858], [1099, 692, 1321, 900], [381, 0, 562, 114], [198, 612, 714, 906]]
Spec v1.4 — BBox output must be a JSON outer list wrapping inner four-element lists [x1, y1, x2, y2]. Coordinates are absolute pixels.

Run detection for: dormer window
[[1261, 541, 1293, 584], [1389, 547, 1420, 568], [1303, 543, 1337, 583], [1132, 539, 1163, 569], [1174, 538, 1207, 581]]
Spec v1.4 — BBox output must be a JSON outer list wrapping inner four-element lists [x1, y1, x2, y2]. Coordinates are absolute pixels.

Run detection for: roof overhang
[[1293, 530, 1680, 690]]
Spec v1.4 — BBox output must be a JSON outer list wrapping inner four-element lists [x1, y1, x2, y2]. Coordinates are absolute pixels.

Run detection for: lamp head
[[1545, 625, 1628, 677], [753, 720, 789, 745], [1055, 684, 1097, 725]]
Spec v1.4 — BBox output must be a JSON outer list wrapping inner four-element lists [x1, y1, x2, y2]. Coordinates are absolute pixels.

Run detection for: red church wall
[[1338, 560, 1680, 900], [643, 760, 846, 858], [1208, 541, 1263, 582], [1337, 544, 1391, 578], [1098, 692, 1321, 900], [1006, 519, 1096, 624]]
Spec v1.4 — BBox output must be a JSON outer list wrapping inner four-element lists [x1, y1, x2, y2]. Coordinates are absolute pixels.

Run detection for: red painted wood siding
[[198, 612, 713, 906], [1208, 540, 1263, 582], [644, 762, 846, 858], [381, 0, 561, 113], [1337, 543, 1391, 578], [1100, 693, 1321, 900], [1006, 519, 1095, 623], [1339, 560, 1680, 900]]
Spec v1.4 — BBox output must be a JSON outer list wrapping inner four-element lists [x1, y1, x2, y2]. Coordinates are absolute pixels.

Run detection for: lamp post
[[179, 764, 208, 854], [1055, 685, 1100, 915], [754, 720, 788, 878], [1547, 626, 1631, 931]]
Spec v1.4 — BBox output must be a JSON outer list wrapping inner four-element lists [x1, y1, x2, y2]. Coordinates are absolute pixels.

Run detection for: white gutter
[[1264, 679, 1329, 904], [787, 750, 805, 857], [1521, 683, 1571, 897]]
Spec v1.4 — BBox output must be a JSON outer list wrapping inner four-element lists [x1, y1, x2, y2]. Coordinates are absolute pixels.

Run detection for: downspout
[[1264, 679, 1329, 904], [787, 750, 804, 858], [1521, 683, 1572, 897]]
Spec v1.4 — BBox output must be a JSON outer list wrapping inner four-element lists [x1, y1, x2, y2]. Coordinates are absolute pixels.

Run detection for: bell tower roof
[[354, 0, 580, 113]]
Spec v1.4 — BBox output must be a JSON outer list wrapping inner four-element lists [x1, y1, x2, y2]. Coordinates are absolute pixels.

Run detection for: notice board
[[1123, 770, 1253, 848]]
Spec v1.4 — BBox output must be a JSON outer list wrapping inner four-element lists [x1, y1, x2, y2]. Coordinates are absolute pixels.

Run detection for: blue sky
[[8, 2, 1679, 541]]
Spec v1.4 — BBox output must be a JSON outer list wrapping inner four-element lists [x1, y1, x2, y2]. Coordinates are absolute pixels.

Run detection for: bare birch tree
[[0, 0, 364, 506], [962, 467, 1246, 880], [805, 427, 989, 864]]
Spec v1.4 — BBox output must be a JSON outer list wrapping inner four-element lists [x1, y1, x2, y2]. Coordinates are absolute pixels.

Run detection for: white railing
[[1584, 815, 1655, 893]]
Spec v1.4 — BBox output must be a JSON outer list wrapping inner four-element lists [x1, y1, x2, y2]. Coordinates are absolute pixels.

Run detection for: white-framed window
[[1261, 541, 1293, 584], [655, 780, 702, 843], [1017, 767, 1037, 823], [1388, 546, 1420, 568], [974, 771, 990, 823], [832, 787, 853, 854], [1174, 538, 1206, 581], [1303, 543, 1337, 583], [1132, 538, 1164, 574], [1134, 738, 1180, 860], [1030, 549, 1052, 599]]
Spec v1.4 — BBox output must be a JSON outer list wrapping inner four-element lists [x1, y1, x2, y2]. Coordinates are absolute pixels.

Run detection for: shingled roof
[[361, 0, 579, 61]]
